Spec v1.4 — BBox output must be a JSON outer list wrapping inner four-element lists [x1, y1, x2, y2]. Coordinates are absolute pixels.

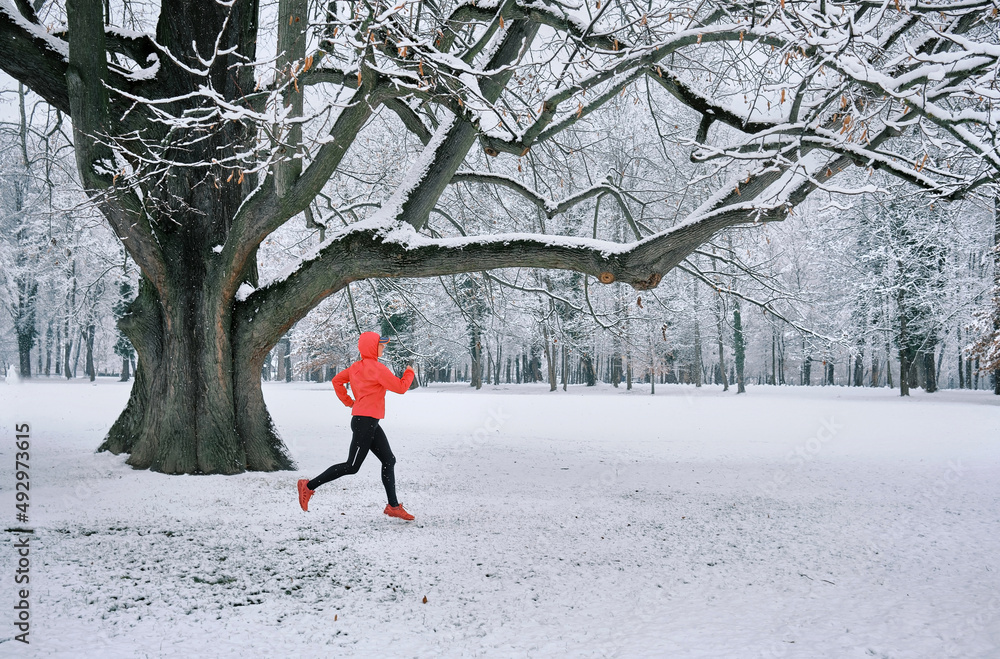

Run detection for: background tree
[[1, 0, 997, 473]]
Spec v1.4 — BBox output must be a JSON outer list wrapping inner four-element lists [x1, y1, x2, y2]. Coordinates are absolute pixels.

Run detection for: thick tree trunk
[[233, 345, 295, 471], [129, 292, 239, 473], [100, 262, 292, 473]]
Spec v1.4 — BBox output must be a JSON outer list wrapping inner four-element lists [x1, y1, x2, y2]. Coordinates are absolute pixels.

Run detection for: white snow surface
[[1, 380, 998, 658]]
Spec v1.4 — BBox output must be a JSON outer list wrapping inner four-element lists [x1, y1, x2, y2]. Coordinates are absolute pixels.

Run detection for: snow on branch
[[450, 170, 641, 237]]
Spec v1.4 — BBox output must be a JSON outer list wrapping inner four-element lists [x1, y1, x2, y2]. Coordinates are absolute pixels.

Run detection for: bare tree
[[1, 0, 996, 473]]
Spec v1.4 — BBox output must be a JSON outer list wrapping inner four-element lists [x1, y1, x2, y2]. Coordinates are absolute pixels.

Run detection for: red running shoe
[[297, 479, 314, 512], [384, 504, 414, 521]]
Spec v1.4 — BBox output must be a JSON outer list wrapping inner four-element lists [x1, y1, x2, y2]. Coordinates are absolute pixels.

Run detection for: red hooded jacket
[[332, 332, 414, 419]]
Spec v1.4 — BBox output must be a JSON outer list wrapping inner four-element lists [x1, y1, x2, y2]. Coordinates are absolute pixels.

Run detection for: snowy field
[[1, 379, 998, 658]]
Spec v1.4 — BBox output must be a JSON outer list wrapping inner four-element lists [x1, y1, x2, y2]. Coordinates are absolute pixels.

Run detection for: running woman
[[297, 332, 416, 520]]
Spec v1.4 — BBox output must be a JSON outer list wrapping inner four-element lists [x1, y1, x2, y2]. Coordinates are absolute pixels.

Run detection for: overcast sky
[[0, 71, 24, 124]]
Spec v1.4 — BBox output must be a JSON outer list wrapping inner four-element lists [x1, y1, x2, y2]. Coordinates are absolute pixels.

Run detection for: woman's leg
[[307, 416, 378, 490], [367, 424, 398, 507]]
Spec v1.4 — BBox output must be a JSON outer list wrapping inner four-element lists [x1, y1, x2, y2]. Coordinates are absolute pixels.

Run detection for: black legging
[[307, 416, 398, 507]]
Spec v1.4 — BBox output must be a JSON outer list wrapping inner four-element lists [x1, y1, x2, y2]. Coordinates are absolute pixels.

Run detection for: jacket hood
[[358, 332, 381, 359]]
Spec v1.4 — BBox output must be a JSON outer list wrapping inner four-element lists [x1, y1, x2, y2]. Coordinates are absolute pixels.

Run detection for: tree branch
[[450, 171, 641, 238], [233, 205, 783, 359], [0, 3, 71, 113], [384, 19, 541, 233], [223, 83, 379, 300], [384, 98, 433, 145]]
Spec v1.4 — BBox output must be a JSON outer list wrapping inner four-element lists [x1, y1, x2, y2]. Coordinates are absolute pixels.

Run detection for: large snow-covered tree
[[0, 0, 996, 473]]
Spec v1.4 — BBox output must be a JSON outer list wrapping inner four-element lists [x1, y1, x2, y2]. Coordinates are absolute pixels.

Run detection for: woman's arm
[[332, 367, 355, 408], [377, 363, 415, 394]]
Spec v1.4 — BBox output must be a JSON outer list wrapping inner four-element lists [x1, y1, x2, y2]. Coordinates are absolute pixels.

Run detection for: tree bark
[[870, 348, 880, 388], [63, 335, 72, 379], [542, 324, 557, 391], [85, 323, 96, 381], [899, 313, 910, 396], [283, 338, 293, 383], [693, 315, 703, 388], [562, 344, 568, 391], [15, 312, 33, 379], [994, 194, 1000, 395], [470, 333, 482, 390], [733, 299, 746, 394], [885, 335, 894, 389], [55, 322, 61, 376], [649, 338, 655, 395], [716, 298, 728, 392], [44, 320, 52, 376], [582, 350, 596, 387]]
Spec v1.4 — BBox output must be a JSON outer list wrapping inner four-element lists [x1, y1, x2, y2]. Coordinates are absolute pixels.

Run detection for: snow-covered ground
[[1, 379, 998, 658]]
